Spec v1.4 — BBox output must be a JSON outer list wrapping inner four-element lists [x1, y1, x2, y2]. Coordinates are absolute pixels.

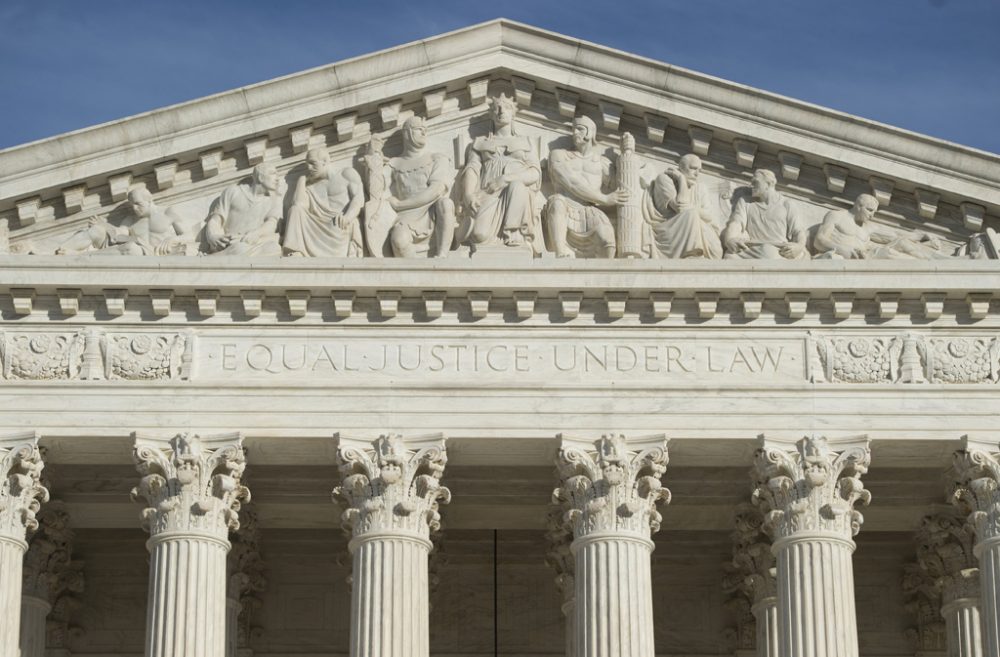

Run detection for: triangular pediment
[[1, 19, 998, 258]]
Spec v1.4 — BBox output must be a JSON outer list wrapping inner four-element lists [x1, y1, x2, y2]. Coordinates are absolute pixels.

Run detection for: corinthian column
[[0, 431, 48, 657], [554, 433, 670, 657], [751, 434, 871, 657], [334, 433, 450, 657], [20, 502, 79, 657], [545, 510, 575, 657], [724, 504, 778, 657], [131, 432, 249, 657], [950, 437, 1000, 655], [915, 513, 982, 656], [227, 506, 265, 657]]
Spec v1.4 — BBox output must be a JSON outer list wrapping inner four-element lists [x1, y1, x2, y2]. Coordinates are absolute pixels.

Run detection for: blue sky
[[1, 0, 998, 153]]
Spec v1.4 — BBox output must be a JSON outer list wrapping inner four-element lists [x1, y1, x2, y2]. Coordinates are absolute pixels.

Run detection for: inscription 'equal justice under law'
[[217, 342, 788, 376]]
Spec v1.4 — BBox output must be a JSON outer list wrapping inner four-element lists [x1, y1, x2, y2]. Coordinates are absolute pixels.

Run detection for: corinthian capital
[[915, 512, 977, 581], [950, 436, 1000, 543], [23, 501, 75, 601], [751, 434, 871, 541], [544, 508, 575, 608], [0, 431, 49, 545], [334, 433, 450, 540], [131, 432, 249, 539], [723, 504, 776, 605], [554, 433, 670, 539]]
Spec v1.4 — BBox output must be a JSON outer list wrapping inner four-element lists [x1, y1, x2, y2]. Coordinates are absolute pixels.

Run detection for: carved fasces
[[950, 439, 1000, 543], [333, 434, 450, 539], [131, 432, 249, 539], [751, 435, 871, 541], [0, 432, 49, 544], [553, 433, 670, 539]]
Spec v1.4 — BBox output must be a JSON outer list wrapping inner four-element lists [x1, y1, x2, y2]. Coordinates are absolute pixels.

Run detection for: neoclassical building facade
[[1, 19, 999, 657]]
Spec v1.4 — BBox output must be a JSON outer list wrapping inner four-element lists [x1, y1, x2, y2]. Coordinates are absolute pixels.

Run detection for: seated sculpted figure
[[642, 154, 722, 259], [204, 163, 284, 256], [54, 185, 192, 256], [383, 116, 456, 258], [813, 193, 953, 259], [283, 148, 364, 257], [722, 169, 807, 259], [546, 116, 627, 258], [458, 93, 544, 254]]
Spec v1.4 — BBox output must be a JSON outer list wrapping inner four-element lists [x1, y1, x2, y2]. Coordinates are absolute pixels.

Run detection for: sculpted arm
[[722, 198, 749, 252], [460, 145, 483, 209], [779, 201, 808, 258], [391, 156, 452, 212], [342, 168, 364, 223], [815, 211, 863, 258], [292, 175, 309, 209], [204, 192, 231, 250]]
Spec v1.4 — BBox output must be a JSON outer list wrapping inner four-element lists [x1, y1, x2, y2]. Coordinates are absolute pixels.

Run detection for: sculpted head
[[750, 169, 777, 199], [402, 116, 428, 149], [678, 154, 703, 182], [127, 185, 154, 218], [305, 148, 331, 182], [489, 93, 517, 130], [253, 163, 280, 195], [572, 115, 597, 150], [852, 193, 878, 224]]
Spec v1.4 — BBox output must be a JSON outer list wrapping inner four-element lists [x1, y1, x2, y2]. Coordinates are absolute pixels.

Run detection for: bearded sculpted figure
[[457, 93, 544, 254], [722, 169, 807, 259], [375, 116, 457, 258], [283, 148, 364, 257], [545, 115, 627, 258], [814, 193, 954, 259], [54, 185, 193, 256], [204, 163, 284, 256], [643, 154, 723, 259]]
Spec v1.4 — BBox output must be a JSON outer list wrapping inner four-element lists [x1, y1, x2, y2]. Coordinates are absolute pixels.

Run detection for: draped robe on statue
[[642, 175, 722, 259], [206, 183, 283, 256], [388, 153, 454, 256], [284, 180, 363, 258], [724, 194, 807, 260]]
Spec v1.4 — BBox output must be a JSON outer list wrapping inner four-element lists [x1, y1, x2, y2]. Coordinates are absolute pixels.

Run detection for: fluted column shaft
[[773, 534, 858, 657], [554, 434, 670, 657], [573, 533, 654, 657], [0, 433, 48, 657], [132, 432, 248, 657], [335, 434, 450, 657], [751, 596, 778, 657], [942, 597, 984, 656], [752, 435, 871, 657], [0, 537, 28, 657], [18, 594, 50, 657], [350, 533, 430, 657], [975, 538, 1000, 655]]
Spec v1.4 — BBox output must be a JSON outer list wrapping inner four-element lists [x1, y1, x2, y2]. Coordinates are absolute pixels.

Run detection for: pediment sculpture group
[[45, 94, 996, 261]]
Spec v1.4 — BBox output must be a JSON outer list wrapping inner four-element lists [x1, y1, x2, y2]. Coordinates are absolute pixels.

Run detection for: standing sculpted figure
[[283, 148, 364, 257], [545, 116, 628, 258], [722, 169, 807, 259], [813, 193, 952, 259], [458, 93, 543, 254], [204, 163, 284, 256], [643, 154, 723, 259], [377, 116, 457, 258], [54, 184, 193, 256]]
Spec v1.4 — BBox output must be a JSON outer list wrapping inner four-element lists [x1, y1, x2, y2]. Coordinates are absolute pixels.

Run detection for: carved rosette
[[901, 562, 946, 652], [131, 432, 249, 540], [751, 435, 871, 542], [950, 445, 1000, 545], [0, 433, 49, 545], [229, 506, 266, 650], [724, 504, 776, 605], [333, 434, 450, 541], [554, 434, 670, 540]]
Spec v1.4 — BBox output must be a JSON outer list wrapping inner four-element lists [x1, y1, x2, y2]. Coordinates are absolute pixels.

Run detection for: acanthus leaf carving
[[751, 435, 871, 541], [901, 562, 946, 652], [130, 432, 249, 539], [723, 504, 776, 606], [949, 441, 1000, 543], [554, 433, 670, 539], [229, 505, 266, 649], [333, 434, 450, 539], [0, 433, 49, 543]]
